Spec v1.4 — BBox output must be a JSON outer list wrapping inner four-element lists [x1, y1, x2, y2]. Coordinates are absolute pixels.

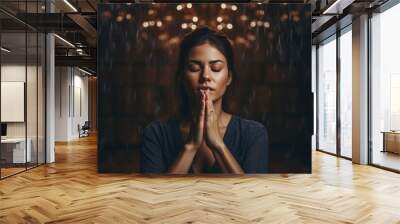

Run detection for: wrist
[[184, 142, 199, 152], [211, 142, 225, 153]]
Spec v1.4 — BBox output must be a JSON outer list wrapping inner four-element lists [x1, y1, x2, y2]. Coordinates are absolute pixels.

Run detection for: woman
[[140, 27, 269, 174]]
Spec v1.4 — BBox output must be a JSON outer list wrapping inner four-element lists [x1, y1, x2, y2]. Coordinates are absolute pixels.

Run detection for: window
[[370, 2, 400, 171], [0, 1, 47, 179], [339, 28, 352, 158], [317, 36, 337, 154]]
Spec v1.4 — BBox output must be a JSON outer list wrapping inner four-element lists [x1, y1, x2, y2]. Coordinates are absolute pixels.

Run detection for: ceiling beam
[[67, 13, 97, 39], [52, 0, 97, 46], [322, 0, 356, 14], [55, 55, 96, 70]]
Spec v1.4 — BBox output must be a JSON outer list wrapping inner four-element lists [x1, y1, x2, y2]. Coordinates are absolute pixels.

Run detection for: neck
[[212, 98, 224, 123]]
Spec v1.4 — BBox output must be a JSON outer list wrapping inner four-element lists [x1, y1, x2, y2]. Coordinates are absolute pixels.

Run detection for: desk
[[1, 138, 31, 163], [382, 131, 400, 154]]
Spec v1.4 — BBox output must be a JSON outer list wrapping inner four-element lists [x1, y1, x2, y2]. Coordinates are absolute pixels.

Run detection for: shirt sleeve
[[140, 124, 167, 173], [242, 126, 269, 173]]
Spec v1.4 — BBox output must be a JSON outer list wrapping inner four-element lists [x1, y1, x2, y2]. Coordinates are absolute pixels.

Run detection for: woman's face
[[183, 42, 232, 104]]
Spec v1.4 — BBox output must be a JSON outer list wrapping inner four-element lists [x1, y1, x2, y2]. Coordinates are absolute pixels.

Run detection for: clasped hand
[[187, 90, 224, 152]]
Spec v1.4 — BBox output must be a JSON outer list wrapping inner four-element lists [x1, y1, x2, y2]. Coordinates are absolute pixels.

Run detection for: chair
[[78, 121, 90, 138]]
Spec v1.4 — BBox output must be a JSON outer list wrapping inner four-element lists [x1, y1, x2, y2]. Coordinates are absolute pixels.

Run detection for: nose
[[201, 67, 212, 82]]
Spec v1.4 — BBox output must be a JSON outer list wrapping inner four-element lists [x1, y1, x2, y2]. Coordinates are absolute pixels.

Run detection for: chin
[[208, 92, 216, 101], [210, 94, 223, 103]]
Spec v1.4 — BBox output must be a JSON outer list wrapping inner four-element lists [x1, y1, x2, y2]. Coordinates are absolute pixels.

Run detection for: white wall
[[55, 67, 89, 141], [1, 65, 28, 140], [55, 67, 69, 141], [1, 64, 41, 137], [1, 64, 45, 163], [72, 72, 89, 138]]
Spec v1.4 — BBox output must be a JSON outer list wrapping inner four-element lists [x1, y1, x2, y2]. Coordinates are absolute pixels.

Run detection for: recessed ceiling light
[[322, 0, 347, 14], [78, 67, 93, 76], [63, 0, 78, 12], [54, 34, 75, 48], [1, 47, 11, 53]]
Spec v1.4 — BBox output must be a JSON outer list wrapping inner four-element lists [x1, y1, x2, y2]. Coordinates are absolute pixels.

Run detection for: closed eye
[[210, 61, 224, 72], [187, 62, 201, 72]]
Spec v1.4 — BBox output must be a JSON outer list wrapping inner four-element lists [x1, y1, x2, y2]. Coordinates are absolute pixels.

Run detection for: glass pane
[[312, 45, 317, 150], [1, 1, 46, 178], [26, 0, 39, 169], [318, 37, 337, 154], [1, 30, 28, 177], [371, 3, 400, 171], [38, 32, 45, 165], [27, 30, 38, 169], [340, 29, 352, 158]]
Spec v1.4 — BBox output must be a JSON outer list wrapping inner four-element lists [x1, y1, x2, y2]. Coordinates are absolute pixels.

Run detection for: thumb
[[199, 91, 206, 126], [206, 92, 214, 116]]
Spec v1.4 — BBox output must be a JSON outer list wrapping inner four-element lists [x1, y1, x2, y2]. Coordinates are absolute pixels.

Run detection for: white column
[[46, 33, 55, 163], [352, 14, 369, 164], [45, 1, 55, 163]]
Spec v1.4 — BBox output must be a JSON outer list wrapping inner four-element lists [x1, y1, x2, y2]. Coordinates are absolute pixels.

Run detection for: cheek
[[183, 73, 199, 90], [214, 71, 230, 89]]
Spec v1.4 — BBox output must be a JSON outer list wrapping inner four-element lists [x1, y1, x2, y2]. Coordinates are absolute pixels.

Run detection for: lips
[[199, 86, 215, 91]]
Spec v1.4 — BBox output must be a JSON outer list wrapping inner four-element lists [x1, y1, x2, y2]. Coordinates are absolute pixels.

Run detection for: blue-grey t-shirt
[[140, 115, 269, 173]]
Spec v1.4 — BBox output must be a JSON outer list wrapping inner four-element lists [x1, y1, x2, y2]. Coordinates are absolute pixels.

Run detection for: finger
[[199, 90, 204, 106], [206, 91, 213, 114], [197, 91, 204, 116], [199, 92, 206, 125]]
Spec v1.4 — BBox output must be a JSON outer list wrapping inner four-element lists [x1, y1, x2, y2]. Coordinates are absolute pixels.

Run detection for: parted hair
[[175, 27, 236, 118]]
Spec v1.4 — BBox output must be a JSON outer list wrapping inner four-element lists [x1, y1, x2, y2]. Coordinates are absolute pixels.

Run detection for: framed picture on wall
[[98, 2, 312, 174]]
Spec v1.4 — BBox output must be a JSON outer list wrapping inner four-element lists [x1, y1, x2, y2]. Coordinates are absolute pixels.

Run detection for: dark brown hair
[[175, 27, 236, 118]]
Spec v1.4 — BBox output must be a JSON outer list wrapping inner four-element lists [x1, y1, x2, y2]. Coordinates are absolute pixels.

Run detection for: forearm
[[167, 144, 198, 174], [211, 150, 229, 173], [214, 144, 244, 174]]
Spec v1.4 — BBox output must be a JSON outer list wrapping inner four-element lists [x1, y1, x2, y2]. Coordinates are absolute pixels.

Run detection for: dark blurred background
[[98, 3, 312, 173]]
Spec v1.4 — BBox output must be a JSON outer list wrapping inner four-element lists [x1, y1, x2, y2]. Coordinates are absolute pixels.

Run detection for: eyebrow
[[209, 60, 224, 64], [188, 59, 225, 64]]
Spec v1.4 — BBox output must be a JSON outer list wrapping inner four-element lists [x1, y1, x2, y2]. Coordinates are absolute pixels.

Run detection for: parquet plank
[[0, 135, 399, 223]]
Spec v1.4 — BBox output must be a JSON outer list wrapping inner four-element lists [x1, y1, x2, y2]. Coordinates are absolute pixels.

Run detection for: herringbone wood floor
[[1, 135, 400, 224]]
